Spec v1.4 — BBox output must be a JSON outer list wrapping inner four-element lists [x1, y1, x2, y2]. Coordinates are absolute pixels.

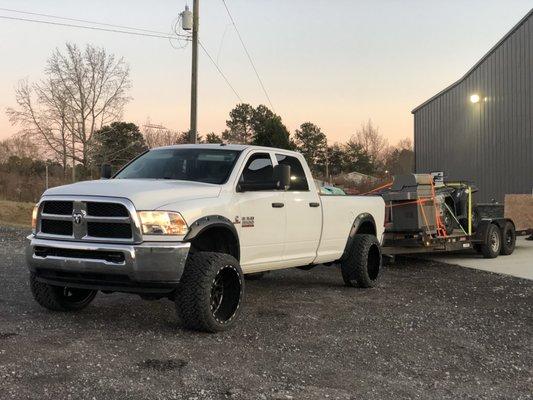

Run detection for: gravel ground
[[0, 226, 531, 400]]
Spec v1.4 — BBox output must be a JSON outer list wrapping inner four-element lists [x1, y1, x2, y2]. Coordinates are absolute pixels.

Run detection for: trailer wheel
[[443, 208, 455, 235], [480, 223, 502, 258], [500, 221, 516, 255], [341, 234, 382, 288], [176, 252, 244, 332]]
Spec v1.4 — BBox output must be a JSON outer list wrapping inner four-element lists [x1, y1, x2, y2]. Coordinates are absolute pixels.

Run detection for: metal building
[[412, 9, 532, 202]]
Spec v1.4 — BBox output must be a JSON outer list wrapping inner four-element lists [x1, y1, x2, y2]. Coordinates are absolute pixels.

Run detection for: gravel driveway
[[0, 226, 531, 399]]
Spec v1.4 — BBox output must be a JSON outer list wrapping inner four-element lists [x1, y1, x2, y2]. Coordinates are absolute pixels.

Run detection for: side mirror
[[100, 164, 112, 179], [274, 164, 291, 191]]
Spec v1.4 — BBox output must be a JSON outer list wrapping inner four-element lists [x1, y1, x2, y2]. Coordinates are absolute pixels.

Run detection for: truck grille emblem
[[72, 210, 86, 225]]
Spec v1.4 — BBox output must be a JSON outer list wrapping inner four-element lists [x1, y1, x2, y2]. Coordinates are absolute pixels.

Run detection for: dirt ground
[[0, 200, 33, 227], [1, 226, 531, 400]]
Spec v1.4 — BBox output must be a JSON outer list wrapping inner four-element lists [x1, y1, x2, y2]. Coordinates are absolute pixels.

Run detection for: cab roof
[[155, 143, 300, 155]]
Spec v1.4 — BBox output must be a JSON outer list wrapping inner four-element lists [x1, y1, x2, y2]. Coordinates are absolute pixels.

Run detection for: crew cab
[[27, 145, 385, 332]]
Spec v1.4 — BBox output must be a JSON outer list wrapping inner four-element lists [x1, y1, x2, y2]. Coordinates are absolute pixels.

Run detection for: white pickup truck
[[27, 144, 385, 332]]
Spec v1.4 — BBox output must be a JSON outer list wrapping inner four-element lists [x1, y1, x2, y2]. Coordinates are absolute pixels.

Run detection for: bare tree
[[143, 125, 187, 148], [0, 136, 40, 164], [7, 43, 131, 171], [353, 119, 388, 164]]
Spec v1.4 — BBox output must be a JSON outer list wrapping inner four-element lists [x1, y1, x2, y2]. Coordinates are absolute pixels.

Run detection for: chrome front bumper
[[26, 235, 190, 291]]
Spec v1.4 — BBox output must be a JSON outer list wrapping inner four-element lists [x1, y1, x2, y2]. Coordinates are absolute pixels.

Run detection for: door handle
[[309, 202, 320, 207], [272, 202, 285, 208]]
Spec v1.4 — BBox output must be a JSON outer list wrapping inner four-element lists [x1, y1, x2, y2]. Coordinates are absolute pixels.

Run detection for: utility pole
[[189, 0, 199, 144], [72, 133, 76, 182], [71, 118, 76, 183], [45, 164, 49, 190]]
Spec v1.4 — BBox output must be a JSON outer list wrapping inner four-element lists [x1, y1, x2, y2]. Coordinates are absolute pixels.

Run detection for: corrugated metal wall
[[414, 12, 532, 202]]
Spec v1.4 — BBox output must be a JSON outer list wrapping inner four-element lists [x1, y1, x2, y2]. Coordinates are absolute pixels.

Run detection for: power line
[[220, 0, 274, 110], [0, 15, 178, 39], [0, 7, 173, 36], [198, 40, 243, 102], [1, 7, 245, 118]]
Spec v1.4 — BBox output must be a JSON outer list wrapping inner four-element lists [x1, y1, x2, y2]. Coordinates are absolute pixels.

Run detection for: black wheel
[[30, 274, 97, 311], [442, 207, 455, 235], [472, 208, 481, 230], [341, 234, 382, 288], [176, 252, 244, 332], [480, 223, 502, 258], [500, 221, 516, 255], [245, 272, 266, 281]]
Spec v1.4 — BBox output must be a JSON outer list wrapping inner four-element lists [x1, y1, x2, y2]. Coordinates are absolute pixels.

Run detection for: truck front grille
[[41, 219, 73, 236], [38, 198, 138, 242], [42, 201, 73, 215], [87, 222, 132, 239], [87, 202, 129, 217]]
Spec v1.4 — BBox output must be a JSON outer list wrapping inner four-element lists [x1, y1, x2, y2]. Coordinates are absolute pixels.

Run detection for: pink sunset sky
[[0, 0, 531, 145]]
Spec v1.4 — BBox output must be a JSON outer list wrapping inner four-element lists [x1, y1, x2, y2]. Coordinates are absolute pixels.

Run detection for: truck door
[[275, 153, 322, 266], [234, 152, 286, 272]]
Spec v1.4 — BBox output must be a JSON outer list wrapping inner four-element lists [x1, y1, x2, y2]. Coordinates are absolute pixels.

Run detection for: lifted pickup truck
[[27, 144, 385, 332]]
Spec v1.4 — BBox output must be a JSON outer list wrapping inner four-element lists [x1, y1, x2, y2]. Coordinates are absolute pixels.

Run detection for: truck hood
[[44, 179, 222, 210]]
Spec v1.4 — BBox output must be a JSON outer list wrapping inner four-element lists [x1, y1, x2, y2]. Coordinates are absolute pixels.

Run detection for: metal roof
[[412, 8, 533, 114]]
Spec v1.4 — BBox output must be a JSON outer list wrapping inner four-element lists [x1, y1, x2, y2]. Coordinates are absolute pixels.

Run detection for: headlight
[[31, 204, 39, 233], [137, 211, 189, 236]]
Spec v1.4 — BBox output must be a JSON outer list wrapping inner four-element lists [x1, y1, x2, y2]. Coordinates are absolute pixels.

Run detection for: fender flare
[[183, 215, 240, 259], [473, 218, 514, 241], [340, 213, 377, 262]]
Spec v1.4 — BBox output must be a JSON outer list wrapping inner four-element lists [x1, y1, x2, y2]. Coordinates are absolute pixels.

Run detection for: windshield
[[115, 148, 241, 184]]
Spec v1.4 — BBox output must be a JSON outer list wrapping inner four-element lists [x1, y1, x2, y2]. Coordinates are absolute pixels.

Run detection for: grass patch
[[0, 200, 34, 227]]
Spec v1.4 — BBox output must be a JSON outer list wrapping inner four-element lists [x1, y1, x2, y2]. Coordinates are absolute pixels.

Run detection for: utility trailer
[[376, 174, 519, 259], [381, 219, 516, 258]]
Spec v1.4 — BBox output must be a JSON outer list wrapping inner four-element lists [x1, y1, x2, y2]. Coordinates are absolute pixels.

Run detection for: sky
[[0, 0, 531, 145]]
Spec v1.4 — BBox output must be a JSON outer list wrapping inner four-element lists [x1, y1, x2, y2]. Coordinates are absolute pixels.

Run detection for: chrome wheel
[[490, 229, 500, 253]]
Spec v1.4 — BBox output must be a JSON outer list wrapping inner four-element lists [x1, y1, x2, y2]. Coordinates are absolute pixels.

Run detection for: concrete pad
[[421, 237, 533, 280]]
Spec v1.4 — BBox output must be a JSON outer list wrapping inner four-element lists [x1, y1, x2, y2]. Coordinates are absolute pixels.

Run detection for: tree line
[[142, 106, 414, 180], [1, 43, 413, 201]]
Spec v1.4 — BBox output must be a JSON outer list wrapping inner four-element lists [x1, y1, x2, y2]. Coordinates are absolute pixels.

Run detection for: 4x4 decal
[[242, 216, 255, 228]]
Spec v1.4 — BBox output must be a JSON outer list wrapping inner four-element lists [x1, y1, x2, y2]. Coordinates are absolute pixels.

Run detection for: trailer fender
[[474, 218, 514, 241]]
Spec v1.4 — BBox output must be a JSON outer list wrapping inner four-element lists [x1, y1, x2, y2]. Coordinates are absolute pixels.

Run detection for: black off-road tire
[[442, 207, 455, 235], [176, 252, 244, 332], [500, 221, 516, 255], [341, 234, 382, 288], [30, 274, 97, 311], [480, 223, 502, 259]]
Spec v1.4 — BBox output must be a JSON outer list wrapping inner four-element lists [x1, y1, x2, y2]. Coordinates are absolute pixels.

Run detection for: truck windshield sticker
[[242, 217, 254, 228]]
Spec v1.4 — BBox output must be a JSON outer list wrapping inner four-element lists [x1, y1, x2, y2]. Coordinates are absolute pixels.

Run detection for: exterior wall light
[[470, 94, 480, 103]]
